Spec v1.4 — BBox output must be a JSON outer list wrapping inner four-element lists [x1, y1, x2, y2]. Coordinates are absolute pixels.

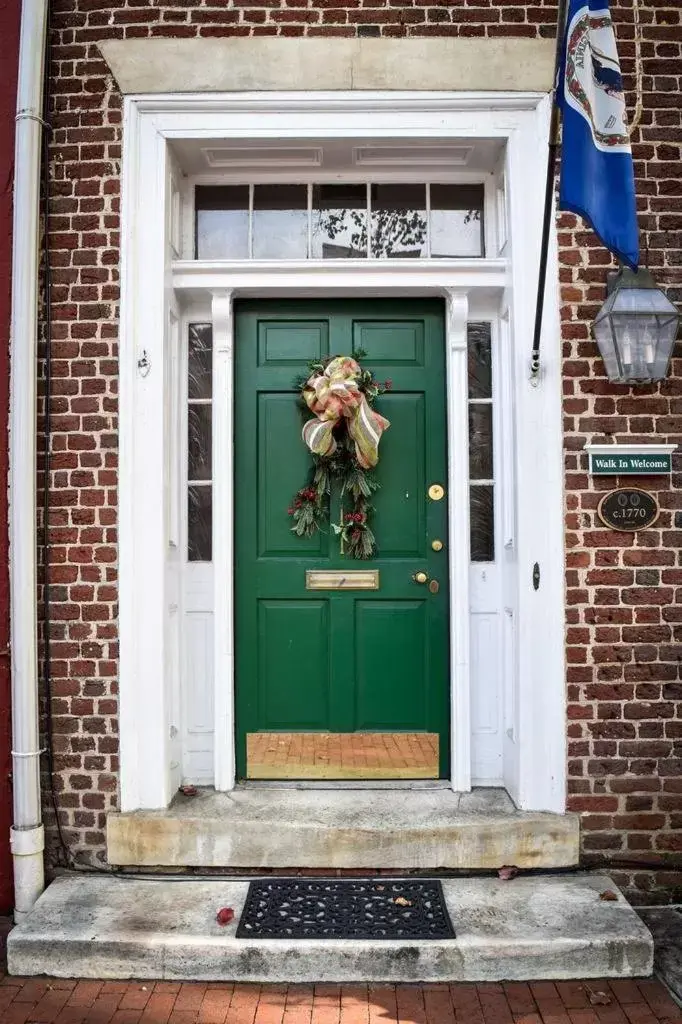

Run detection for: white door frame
[[118, 91, 566, 813]]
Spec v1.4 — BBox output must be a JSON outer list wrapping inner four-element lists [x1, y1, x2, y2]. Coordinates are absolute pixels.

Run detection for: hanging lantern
[[592, 267, 681, 384]]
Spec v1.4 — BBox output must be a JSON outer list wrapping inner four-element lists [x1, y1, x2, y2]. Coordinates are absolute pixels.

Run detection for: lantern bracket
[[606, 265, 656, 295]]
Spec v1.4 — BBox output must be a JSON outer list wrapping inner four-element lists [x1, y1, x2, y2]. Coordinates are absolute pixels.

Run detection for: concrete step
[[106, 787, 580, 869], [8, 873, 652, 982]]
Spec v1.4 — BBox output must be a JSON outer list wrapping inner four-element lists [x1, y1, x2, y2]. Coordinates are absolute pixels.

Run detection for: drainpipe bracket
[[10, 824, 45, 857]]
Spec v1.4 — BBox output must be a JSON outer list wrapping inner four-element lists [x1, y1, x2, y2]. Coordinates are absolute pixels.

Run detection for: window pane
[[430, 184, 484, 258], [470, 485, 494, 562], [188, 323, 212, 400], [312, 184, 367, 259], [188, 405, 212, 482], [253, 184, 308, 260], [195, 186, 249, 260], [469, 405, 493, 480], [370, 184, 427, 258], [188, 485, 212, 561], [467, 322, 491, 400]]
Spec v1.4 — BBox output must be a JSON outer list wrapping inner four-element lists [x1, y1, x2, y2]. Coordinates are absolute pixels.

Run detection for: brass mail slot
[[306, 569, 379, 590]]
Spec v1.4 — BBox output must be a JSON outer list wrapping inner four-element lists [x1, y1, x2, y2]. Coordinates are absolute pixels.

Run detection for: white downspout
[[9, 0, 49, 920]]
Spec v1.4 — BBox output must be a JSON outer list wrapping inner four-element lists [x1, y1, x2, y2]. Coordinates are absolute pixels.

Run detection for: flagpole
[[530, 0, 571, 382]]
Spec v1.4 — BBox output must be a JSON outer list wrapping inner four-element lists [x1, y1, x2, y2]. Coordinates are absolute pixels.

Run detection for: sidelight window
[[467, 322, 494, 562], [187, 323, 213, 561]]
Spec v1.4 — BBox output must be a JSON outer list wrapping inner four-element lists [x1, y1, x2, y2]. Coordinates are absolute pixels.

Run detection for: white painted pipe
[[9, 0, 49, 920]]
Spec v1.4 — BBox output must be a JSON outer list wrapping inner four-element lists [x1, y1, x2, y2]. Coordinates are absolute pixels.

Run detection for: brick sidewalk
[[0, 978, 680, 1024]]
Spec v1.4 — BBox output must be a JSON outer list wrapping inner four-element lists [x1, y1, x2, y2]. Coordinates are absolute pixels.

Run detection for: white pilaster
[[445, 289, 471, 792], [211, 290, 236, 791]]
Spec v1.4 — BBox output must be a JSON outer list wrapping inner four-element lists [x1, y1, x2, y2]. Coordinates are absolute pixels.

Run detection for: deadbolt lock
[[431, 539, 444, 552], [428, 483, 445, 501], [428, 579, 440, 595], [412, 571, 429, 585]]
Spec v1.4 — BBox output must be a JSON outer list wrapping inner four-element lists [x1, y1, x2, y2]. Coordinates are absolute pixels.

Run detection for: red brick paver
[[0, 978, 678, 1024]]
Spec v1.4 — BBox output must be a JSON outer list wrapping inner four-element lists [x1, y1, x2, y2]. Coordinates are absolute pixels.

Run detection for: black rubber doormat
[[235, 878, 455, 940]]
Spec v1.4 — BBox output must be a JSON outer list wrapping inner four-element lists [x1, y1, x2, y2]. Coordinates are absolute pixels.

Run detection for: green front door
[[234, 299, 450, 780]]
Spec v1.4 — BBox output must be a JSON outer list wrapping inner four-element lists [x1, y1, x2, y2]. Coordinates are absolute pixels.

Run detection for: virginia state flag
[[558, 0, 639, 269]]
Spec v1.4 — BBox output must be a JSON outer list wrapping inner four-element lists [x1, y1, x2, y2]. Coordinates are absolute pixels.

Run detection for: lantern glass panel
[[593, 313, 622, 380]]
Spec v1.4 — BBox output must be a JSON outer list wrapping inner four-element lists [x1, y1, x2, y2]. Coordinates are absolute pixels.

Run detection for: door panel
[[370, 392, 425, 557], [235, 299, 449, 779], [257, 600, 330, 729], [257, 393, 330, 557], [355, 600, 427, 729]]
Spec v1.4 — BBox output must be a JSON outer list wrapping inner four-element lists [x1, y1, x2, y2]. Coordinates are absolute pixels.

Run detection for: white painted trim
[[506, 93, 566, 812], [201, 282, 472, 793], [118, 90, 566, 813], [173, 260, 507, 297], [119, 103, 173, 810], [211, 291, 235, 791], [445, 291, 471, 792], [128, 91, 548, 116]]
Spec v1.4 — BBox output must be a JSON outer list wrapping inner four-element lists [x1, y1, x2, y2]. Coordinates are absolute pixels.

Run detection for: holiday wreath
[[288, 354, 391, 559]]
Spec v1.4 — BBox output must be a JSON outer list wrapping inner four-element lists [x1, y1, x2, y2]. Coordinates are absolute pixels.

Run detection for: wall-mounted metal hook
[[137, 349, 151, 378]]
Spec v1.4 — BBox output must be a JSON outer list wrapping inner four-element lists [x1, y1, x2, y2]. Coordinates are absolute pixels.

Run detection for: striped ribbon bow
[[301, 356, 390, 469]]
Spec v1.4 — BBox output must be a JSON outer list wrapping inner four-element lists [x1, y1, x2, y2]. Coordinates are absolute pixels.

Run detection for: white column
[[445, 289, 471, 793], [211, 290, 236, 791]]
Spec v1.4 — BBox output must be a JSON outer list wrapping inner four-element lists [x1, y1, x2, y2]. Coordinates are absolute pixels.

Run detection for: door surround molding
[[118, 91, 566, 813]]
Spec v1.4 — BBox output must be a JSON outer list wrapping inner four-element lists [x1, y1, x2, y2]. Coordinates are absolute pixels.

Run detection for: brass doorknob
[[412, 571, 429, 584]]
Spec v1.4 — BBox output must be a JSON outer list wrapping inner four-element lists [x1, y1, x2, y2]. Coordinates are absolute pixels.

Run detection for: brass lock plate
[[428, 483, 445, 501], [428, 579, 440, 594]]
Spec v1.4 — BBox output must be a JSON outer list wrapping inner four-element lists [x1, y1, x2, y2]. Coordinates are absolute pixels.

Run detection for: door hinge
[[532, 562, 540, 591]]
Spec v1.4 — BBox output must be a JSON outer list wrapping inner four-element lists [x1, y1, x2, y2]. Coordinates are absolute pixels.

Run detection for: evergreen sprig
[[287, 354, 391, 559]]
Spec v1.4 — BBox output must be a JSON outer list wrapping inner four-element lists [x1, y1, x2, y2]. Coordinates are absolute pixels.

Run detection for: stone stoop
[[7, 873, 653, 982], [105, 788, 580, 869]]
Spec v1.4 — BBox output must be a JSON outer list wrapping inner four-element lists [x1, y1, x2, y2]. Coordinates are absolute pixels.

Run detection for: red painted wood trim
[[0, 0, 23, 912]]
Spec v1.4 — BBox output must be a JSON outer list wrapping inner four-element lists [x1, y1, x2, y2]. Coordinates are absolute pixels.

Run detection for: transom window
[[195, 183, 485, 261]]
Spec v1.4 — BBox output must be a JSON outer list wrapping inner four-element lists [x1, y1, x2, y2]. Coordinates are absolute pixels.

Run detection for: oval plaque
[[598, 488, 659, 532]]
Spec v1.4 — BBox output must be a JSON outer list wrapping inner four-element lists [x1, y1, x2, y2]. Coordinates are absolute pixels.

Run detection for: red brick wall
[[43, 0, 682, 900]]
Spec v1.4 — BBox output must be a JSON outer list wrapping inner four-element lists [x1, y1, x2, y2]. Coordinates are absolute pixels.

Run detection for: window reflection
[[312, 184, 367, 259], [470, 486, 494, 562], [194, 182, 487, 260], [467, 323, 494, 562], [467, 322, 492, 400], [188, 324, 212, 400], [370, 184, 427, 258], [430, 184, 484, 258], [188, 485, 212, 562], [187, 323, 213, 562], [195, 186, 249, 260], [252, 184, 308, 260]]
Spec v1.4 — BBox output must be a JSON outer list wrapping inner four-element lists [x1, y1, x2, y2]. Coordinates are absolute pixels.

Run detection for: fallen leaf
[[599, 889, 618, 902], [179, 784, 198, 797], [586, 988, 612, 1006], [216, 906, 235, 926], [498, 865, 518, 880], [393, 896, 412, 906]]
